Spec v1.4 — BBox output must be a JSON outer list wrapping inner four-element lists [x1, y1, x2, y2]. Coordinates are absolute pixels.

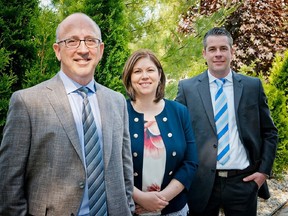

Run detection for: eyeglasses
[[57, 38, 102, 48]]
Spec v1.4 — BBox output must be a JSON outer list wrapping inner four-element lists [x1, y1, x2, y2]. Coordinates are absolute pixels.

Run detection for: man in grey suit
[[0, 13, 134, 216], [176, 27, 278, 216]]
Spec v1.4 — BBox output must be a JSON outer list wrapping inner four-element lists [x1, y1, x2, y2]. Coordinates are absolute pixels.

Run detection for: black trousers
[[188, 172, 258, 216]]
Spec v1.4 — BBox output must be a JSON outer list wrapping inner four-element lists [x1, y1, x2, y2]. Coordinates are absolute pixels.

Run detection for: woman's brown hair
[[122, 49, 166, 103]]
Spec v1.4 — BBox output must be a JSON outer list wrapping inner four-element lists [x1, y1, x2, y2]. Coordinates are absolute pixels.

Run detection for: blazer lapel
[[46, 74, 84, 163], [95, 83, 112, 169], [232, 71, 243, 139], [232, 71, 243, 112], [197, 71, 217, 133]]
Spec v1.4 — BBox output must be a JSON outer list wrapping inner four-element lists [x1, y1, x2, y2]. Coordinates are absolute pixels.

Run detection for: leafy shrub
[[0, 48, 17, 136], [266, 51, 288, 177]]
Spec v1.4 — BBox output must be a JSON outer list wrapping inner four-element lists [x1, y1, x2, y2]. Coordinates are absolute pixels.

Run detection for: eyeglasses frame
[[57, 38, 102, 49]]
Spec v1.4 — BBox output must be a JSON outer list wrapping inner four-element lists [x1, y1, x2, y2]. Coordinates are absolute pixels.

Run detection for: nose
[[77, 40, 89, 52], [141, 71, 149, 78], [215, 49, 222, 56]]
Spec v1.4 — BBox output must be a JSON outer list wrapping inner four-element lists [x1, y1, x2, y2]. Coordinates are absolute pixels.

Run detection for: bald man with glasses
[[0, 13, 134, 216]]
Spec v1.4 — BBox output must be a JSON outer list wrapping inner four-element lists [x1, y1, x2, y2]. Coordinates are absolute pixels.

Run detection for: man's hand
[[243, 172, 268, 188]]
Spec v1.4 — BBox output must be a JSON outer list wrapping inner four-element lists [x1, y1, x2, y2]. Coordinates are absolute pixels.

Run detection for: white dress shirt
[[208, 70, 249, 170], [59, 71, 103, 215]]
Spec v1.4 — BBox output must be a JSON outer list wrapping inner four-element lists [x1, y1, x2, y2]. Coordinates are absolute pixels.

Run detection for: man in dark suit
[[175, 27, 278, 216], [0, 13, 134, 216]]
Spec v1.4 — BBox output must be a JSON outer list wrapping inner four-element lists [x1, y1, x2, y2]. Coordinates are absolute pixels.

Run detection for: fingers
[[135, 192, 169, 214], [154, 192, 168, 202], [243, 172, 267, 188], [243, 174, 254, 182]]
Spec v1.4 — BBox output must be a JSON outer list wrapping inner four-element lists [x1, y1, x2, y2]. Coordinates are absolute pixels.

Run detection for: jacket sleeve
[[0, 91, 30, 216], [121, 97, 135, 213], [257, 79, 278, 175], [172, 106, 199, 190]]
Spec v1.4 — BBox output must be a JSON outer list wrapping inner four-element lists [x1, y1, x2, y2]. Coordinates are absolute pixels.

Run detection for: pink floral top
[[141, 120, 166, 216]]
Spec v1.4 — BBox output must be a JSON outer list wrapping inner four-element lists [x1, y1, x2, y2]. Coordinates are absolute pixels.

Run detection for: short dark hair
[[122, 49, 166, 103], [203, 27, 233, 49]]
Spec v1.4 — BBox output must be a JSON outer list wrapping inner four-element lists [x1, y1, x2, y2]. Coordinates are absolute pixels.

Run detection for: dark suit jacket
[[175, 70, 278, 212], [127, 99, 198, 214], [0, 73, 134, 216]]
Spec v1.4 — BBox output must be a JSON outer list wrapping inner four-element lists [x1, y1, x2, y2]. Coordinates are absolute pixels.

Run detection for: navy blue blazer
[[127, 99, 198, 215]]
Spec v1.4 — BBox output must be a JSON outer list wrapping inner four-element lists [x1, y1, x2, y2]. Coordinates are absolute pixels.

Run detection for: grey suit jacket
[[0, 73, 134, 216], [176, 71, 278, 212]]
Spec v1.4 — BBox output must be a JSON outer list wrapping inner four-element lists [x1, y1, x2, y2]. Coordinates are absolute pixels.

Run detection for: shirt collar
[[208, 70, 233, 84], [59, 70, 96, 95]]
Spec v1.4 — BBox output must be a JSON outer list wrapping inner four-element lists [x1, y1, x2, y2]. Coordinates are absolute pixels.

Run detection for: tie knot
[[78, 87, 89, 99], [215, 78, 226, 88]]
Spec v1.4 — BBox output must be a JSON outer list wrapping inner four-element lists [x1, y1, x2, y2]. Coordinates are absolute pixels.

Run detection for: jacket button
[[172, 151, 176, 156], [168, 133, 172, 138], [134, 117, 139, 122], [133, 133, 138, 138], [134, 172, 138, 176], [79, 181, 85, 189], [213, 144, 217, 148], [163, 117, 168, 122], [133, 152, 138, 157], [169, 171, 173, 175]]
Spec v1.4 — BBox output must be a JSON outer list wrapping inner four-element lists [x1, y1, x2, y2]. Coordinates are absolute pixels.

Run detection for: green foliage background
[[0, 0, 287, 176], [238, 53, 288, 178], [266, 51, 288, 177]]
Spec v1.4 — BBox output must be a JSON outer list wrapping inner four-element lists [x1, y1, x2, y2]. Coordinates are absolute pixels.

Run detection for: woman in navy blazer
[[122, 49, 198, 215]]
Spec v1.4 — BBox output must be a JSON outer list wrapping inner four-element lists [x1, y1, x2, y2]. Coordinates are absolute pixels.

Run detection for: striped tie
[[78, 87, 107, 216], [214, 79, 230, 165]]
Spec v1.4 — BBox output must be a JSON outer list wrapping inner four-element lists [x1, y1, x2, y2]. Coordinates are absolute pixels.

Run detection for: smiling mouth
[[75, 59, 91, 64], [140, 83, 151, 87], [213, 61, 225, 65]]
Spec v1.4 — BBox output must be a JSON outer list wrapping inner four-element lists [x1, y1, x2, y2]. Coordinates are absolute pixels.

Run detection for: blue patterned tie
[[78, 87, 107, 216], [214, 79, 230, 165]]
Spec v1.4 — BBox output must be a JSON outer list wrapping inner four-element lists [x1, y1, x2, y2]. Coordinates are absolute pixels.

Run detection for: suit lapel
[[46, 74, 84, 163], [197, 71, 217, 133], [232, 71, 243, 112], [232, 72, 243, 140], [95, 83, 112, 169]]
